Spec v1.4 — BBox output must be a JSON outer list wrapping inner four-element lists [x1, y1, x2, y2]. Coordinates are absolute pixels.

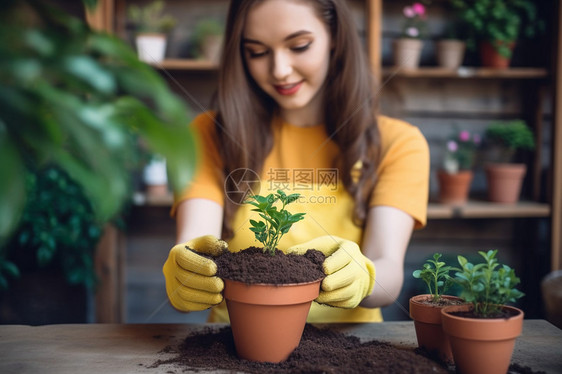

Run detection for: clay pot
[[436, 39, 466, 69], [409, 294, 464, 364], [437, 170, 473, 205], [223, 278, 321, 363], [393, 38, 423, 69], [479, 41, 515, 69], [485, 163, 527, 203], [441, 304, 524, 374]]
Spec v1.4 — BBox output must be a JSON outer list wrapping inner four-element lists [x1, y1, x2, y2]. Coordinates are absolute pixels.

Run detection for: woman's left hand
[[287, 236, 376, 308]]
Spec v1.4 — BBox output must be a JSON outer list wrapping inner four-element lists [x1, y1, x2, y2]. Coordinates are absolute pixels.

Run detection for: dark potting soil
[[149, 324, 449, 373], [215, 247, 325, 284], [414, 295, 465, 307], [149, 325, 546, 374]]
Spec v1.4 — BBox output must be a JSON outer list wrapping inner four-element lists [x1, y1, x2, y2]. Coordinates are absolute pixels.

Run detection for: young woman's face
[[242, 0, 331, 125]]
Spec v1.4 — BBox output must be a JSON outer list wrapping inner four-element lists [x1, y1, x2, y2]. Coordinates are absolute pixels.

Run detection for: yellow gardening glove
[[163, 235, 227, 312], [287, 236, 376, 308]]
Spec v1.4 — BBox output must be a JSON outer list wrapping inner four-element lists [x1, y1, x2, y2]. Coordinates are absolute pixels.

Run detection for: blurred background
[[1, 0, 561, 328]]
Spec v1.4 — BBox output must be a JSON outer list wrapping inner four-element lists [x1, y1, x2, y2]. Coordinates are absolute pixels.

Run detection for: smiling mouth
[[274, 81, 303, 96]]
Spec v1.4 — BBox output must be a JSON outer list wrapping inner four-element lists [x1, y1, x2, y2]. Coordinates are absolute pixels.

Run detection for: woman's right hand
[[163, 235, 228, 311]]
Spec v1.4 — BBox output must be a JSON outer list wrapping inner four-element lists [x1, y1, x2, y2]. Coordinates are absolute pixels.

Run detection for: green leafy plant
[[484, 120, 535, 162], [191, 18, 224, 58], [127, 0, 176, 34], [1, 0, 196, 288], [449, 0, 545, 58], [245, 190, 305, 255], [452, 249, 524, 317], [413, 253, 454, 302], [0, 166, 102, 290]]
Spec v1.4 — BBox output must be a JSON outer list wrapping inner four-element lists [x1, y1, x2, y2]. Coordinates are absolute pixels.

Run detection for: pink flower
[[412, 3, 426, 16], [473, 134, 481, 144], [459, 130, 470, 142], [403, 6, 416, 18], [406, 27, 419, 38], [447, 140, 458, 152]]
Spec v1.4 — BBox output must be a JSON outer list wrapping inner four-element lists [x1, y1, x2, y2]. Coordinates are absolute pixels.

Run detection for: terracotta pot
[[393, 38, 423, 69], [436, 39, 466, 69], [224, 278, 321, 363], [441, 304, 524, 374], [485, 163, 527, 203], [409, 294, 464, 364], [437, 170, 473, 205], [479, 41, 515, 69], [201, 34, 223, 63]]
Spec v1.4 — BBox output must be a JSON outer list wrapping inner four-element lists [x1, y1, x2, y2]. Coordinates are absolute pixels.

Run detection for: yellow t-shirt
[[173, 112, 430, 323]]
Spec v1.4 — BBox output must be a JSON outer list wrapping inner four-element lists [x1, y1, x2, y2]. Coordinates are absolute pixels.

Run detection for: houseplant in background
[[441, 250, 525, 374], [127, 0, 176, 63], [393, 2, 429, 69], [437, 128, 480, 205], [191, 18, 224, 63], [215, 191, 324, 363], [0, 0, 196, 323], [449, 0, 544, 68], [483, 120, 535, 203], [410, 253, 464, 364], [435, 22, 466, 69]]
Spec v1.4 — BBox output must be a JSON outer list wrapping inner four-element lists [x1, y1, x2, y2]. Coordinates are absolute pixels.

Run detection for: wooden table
[[0, 320, 560, 373]]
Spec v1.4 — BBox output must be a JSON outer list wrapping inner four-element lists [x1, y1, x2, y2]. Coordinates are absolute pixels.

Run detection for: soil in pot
[[214, 247, 325, 284]]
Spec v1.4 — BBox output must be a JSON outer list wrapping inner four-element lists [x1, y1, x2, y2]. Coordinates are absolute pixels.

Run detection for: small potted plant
[[483, 120, 535, 203], [441, 250, 525, 374], [410, 253, 464, 364], [449, 0, 544, 68], [393, 2, 428, 69], [435, 22, 467, 69], [437, 128, 480, 205], [215, 190, 324, 363], [127, 0, 176, 63], [191, 18, 224, 63]]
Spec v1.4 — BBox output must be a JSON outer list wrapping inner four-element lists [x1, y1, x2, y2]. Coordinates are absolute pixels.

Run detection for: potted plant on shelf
[[191, 18, 224, 63], [410, 253, 464, 364], [393, 2, 428, 70], [441, 250, 525, 374], [483, 120, 535, 203], [437, 128, 481, 205], [127, 0, 176, 63], [215, 190, 324, 363], [435, 22, 466, 69], [449, 0, 544, 68]]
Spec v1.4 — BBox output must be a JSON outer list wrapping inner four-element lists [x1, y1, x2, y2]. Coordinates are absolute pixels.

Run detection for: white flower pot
[[135, 33, 167, 63], [143, 158, 168, 195]]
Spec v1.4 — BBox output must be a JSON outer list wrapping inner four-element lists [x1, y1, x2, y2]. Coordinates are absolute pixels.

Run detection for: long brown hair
[[215, 0, 380, 239]]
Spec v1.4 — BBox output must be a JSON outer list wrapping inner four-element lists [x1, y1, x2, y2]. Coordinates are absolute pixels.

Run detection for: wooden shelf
[[147, 59, 218, 71], [133, 192, 550, 220], [382, 67, 549, 79], [428, 201, 551, 219]]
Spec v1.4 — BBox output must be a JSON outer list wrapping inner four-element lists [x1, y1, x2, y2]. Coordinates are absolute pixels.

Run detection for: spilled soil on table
[[149, 325, 546, 374], [149, 324, 449, 373]]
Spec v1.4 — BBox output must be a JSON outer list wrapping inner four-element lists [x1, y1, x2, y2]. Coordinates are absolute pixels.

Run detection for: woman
[[163, 0, 429, 323]]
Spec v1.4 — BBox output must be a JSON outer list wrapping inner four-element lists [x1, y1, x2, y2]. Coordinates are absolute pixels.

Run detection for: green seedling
[[245, 190, 305, 255], [413, 253, 454, 303]]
